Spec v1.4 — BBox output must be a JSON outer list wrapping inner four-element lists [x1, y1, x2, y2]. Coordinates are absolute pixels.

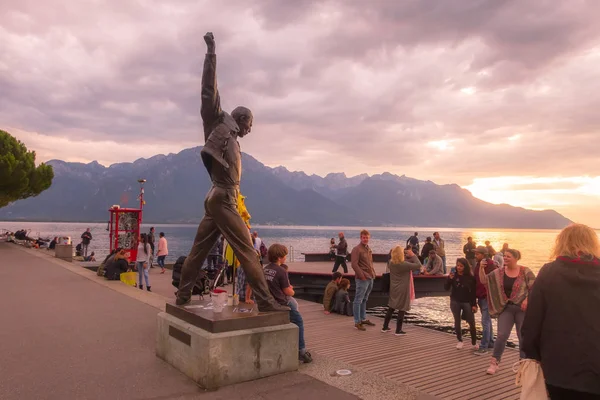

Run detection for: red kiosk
[[108, 179, 146, 263]]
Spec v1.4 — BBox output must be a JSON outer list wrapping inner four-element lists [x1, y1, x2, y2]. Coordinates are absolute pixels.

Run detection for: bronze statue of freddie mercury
[[176, 32, 289, 312]]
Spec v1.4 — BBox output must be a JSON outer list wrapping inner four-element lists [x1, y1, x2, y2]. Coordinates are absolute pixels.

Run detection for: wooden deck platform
[[287, 261, 390, 276], [298, 299, 521, 400]]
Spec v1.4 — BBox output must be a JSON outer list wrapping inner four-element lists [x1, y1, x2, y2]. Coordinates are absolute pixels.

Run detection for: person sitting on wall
[[48, 237, 58, 250], [75, 242, 83, 257], [331, 278, 354, 316], [424, 249, 444, 275], [104, 250, 130, 281], [83, 252, 96, 262], [323, 272, 343, 314]]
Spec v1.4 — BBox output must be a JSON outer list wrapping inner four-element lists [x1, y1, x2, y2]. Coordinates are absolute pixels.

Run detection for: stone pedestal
[[54, 244, 73, 262], [156, 300, 298, 390]]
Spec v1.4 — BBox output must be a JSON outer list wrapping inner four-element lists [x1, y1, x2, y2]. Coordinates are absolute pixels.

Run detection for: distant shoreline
[[0, 220, 583, 231]]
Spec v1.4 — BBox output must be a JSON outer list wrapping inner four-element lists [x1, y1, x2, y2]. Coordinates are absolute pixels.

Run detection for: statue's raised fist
[[204, 32, 215, 46]]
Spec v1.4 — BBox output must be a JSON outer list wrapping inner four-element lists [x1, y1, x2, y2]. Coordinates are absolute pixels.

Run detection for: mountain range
[[0, 146, 572, 228]]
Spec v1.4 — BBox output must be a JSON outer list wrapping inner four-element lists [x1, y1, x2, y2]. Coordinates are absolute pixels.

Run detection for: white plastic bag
[[514, 359, 548, 400]]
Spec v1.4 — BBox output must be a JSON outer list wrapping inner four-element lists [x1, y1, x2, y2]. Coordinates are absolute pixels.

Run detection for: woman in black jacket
[[445, 258, 477, 349], [522, 224, 600, 399]]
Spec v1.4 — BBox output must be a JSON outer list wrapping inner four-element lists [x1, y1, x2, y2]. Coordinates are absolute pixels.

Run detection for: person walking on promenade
[[433, 232, 447, 273], [80, 228, 92, 257], [445, 258, 477, 349], [351, 229, 377, 331], [522, 224, 600, 399], [136, 233, 152, 292], [332, 232, 348, 273], [479, 248, 535, 375], [473, 246, 498, 355], [463, 237, 477, 269], [156, 232, 168, 274], [382, 246, 421, 335]]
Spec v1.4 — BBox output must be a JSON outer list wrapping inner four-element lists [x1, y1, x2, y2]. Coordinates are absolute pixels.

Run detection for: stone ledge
[[156, 311, 299, 390]]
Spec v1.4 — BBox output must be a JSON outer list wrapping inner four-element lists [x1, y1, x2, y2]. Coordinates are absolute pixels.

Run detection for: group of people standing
[[444, 224, 600, 397], [322, 225, 600, 398]]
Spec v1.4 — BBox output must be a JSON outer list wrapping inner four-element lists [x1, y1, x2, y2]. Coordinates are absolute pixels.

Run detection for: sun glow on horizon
[[464, 176, 600, 226]]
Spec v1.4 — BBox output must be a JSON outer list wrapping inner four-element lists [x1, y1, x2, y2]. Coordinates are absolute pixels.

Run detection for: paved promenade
[[0, 243, 365, 400]]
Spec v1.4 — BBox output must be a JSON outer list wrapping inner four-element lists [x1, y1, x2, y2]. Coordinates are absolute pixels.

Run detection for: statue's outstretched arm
[[201, 32, 223, 141]]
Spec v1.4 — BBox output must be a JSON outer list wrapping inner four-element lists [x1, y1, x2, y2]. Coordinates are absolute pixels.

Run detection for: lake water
[[3, 221, 596, 345]]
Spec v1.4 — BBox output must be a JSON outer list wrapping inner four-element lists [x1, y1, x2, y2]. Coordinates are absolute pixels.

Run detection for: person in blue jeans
[[136, 233, 152, 292], [472, 246, 497, 354], [264, 244, 312, 363], [351, 229, 377, 331]]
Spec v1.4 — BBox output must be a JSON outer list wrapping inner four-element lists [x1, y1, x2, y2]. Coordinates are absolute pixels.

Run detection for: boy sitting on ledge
[[264, 244, 312, 364]]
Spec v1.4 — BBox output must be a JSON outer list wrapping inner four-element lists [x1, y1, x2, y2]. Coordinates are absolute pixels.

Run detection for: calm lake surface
[[3, 221, 597, 344]]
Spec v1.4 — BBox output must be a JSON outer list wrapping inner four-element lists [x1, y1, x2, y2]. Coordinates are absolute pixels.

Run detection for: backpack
[[172, 255, 204, 295], [259, 242, 268, 258], [172, 256, 187, 285]]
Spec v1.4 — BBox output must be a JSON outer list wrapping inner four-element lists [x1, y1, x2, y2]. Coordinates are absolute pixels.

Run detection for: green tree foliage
[[0, 129, 54, 208]]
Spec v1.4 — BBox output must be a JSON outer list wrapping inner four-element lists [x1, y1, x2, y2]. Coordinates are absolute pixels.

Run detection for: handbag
[[120, 271, 137, 287], [514, 359, 548, 400]]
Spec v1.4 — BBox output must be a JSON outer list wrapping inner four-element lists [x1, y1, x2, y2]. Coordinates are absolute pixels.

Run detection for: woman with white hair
[[522, 224, 600, 399]]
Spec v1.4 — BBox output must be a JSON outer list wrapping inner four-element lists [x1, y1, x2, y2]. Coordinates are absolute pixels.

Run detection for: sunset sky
[[2, 1, 599, 227]]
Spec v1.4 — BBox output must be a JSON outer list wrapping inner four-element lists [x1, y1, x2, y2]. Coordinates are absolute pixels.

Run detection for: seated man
[[83, 252, 96, 262], [323, 272, 342, 314], [424, 249, 444, 275], [75, 242, 83, 257], [264, 244, 312, 364]]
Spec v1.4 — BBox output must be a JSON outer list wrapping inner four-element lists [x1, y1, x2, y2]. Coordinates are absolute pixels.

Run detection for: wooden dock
[[298, 299, 521, 400], [287, 261, 389, 276]]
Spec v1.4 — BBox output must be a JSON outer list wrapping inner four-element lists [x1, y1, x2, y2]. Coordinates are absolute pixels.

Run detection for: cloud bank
[[2, 0, 600, 225]]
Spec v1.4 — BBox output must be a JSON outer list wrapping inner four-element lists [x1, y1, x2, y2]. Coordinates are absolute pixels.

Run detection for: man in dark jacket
[[420, 237, 434, 263], [332, 232, 348, 273], [148, 227, 155, 267], [80, 228, 92, 257], [406, 232, 420, 255]]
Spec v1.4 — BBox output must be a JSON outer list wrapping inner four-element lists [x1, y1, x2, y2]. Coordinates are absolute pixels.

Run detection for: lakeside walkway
[[1, 243, 521, 399]]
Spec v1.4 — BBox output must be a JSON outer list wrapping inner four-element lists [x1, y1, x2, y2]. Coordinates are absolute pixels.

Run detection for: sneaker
[[361, 320, 375, 327], [299, 351, 313, 364], [381, 327, 391, 333], [456, 341, 464, 349], [473, 348, 488, 356], [355, 323, 366, 331], [394, 331, 407, 336], [486, 359, 500, 375]]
